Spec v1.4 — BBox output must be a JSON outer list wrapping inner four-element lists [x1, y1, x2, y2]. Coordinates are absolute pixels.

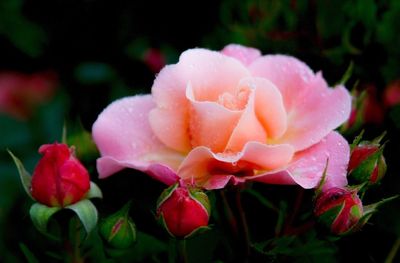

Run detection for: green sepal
[[352, 195, 399, 234], [314, 159, 329, 199], [61, 121, 68, 144], [337, 60, 354, 86], [156, 183, 179, 209], [29, 203, 61, 234], [8, 150, 33, 199], [85, 181, 103, 199], [157, 212, 174, 237], [66, 199, 98, 234], [318, 203, 344, 228], [349, 146, 385, 183], [371, 131, 387, 145], [184, 225, 212, 239], [189, 188, 210, 215], [350, 130, 365, 151]]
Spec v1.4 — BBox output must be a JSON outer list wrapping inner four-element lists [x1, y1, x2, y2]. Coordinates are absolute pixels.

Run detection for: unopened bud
[[349, 143, 386, 184], [100, 202, 136, 249], [31, 143, 90, 207], [156, 184, 210, 238], [314, 187, 363, 235]]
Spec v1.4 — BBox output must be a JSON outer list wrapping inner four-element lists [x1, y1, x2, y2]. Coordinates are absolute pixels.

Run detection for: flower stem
[[220, 190, 238, 236], [235, 189, 250, 260], [177, 239, 188, 263], [283, 188, 304, 235], [385, 237, 400, 263]]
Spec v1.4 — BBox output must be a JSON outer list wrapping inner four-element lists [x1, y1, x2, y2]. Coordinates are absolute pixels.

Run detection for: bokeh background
[[1, 0, 400, 262]]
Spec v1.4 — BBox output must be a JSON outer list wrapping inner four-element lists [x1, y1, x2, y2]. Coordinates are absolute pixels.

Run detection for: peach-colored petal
[[250, 56, 351, 150], [177, 48, 250, 102], [150, 66, 191, 152], [178, 143, 294, 189], [225, 83, 266, 152], [150, 49, 250, 152], [221, 44, 262, 66], [252, 132, 349, 190], [92, 95, 184, 179], [149, 108, 191, 153], [186, 85, 242, 152]]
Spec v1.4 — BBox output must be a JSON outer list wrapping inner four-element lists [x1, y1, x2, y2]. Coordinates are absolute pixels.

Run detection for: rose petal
[[225, 82, 267, 152], [250, 55, 351, 150], [92, 95, 183, 179], [186, 84, 242, 152], [221, 44, 262, 66], [97, 157, 179, 185], [150, 49, 250, 152], [178, 143, 294, 189], [150, 66, 191, 152], [252, 131, 349, 189], [178, 48, 250, 102]]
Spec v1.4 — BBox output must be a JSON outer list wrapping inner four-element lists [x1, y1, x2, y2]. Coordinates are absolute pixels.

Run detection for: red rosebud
[[156, 184, 210, 238], [31, 143, 90, 207], [314, 187, 363, 235], [349, 144, 386, 184]]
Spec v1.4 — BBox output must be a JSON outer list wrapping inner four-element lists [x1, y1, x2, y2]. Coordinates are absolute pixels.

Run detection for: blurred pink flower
[[143, 48, 166, 73], [93, 44, 351, 190], [363, 85, 385, 125], [384, 79, 400, 108], [0, 71, 57, 120]]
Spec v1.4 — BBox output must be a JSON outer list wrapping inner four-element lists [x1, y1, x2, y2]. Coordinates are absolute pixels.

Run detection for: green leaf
[[29, 203, 61, 233], [7, 150, 33, 199], [66, 199, 98, 233], [86, 182, 103, 199], [19, 243, 39, 263], [128, 231, 167, 262], [62, 121, 67, 144], [337, 61, 354, 85]]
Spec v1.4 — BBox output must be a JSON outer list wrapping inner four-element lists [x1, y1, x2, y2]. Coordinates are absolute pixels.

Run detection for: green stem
[[236, 189, 250, 260], [385, 237, 400, 263], [283, 188, 304, 235], [177, 239, 188, 263], [220, 190, 238, 236]]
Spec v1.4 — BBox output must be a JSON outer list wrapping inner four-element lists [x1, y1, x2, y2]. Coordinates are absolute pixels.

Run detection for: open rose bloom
[[93, 44, 352, 190]]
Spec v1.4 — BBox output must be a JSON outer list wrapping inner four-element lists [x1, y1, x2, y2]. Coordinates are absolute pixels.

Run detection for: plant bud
[[100, 202, 136, 249], [156, 184, 210, 238], [314, 187, 363, 235], [30, 143, 90, 207], [349, 144, 386, 184]]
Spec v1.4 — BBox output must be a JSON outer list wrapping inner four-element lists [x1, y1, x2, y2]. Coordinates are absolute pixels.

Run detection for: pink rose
[[92, 44, 351, 190]]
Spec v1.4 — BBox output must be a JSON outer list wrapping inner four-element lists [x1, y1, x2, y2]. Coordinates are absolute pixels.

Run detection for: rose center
[[217, 87, 250, 111]]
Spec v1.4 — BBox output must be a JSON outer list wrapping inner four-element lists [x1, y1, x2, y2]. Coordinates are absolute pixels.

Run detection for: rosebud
[[100, 202, 136, 249], [314, 187, 363, 235], [349, 144, 386, 184], [156, 184, 210, 238], [384, 79, 400, 107], [31, 143, 90, 207], [143, 48, 166, 73]]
